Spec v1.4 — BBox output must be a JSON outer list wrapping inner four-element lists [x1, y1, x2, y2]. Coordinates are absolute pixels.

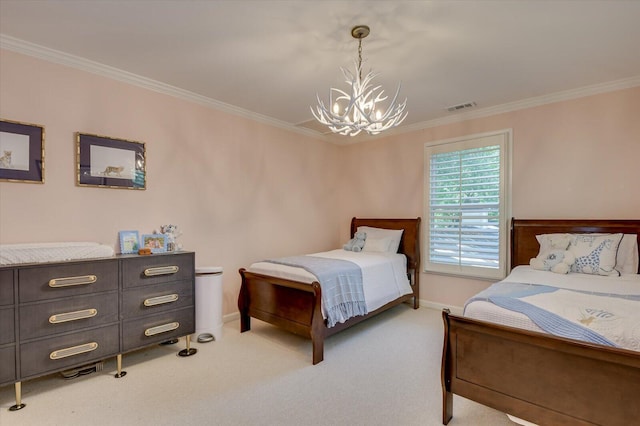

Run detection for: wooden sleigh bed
[[441, 219, 640, 426], [238, 217, 420, 364]]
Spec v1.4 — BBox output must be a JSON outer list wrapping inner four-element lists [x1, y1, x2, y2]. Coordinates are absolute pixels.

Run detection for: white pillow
[[615, 234, 639, 274], [568, 233, 623, 276], [535, 233, 572, 255], [357, 226, 404, 253], [362, 237, 393, 253]]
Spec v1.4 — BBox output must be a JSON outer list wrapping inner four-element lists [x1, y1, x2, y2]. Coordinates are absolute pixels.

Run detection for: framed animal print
[[76, 132, 146, 189], [0, 118, 45, 183]]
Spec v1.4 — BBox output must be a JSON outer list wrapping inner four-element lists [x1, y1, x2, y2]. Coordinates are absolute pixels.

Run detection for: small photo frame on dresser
[[119, 230, 140, 254], [141, 234, 167, 253], [0, 118, 45, 183]]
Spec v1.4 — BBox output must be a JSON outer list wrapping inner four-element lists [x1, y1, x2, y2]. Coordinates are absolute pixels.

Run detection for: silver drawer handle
[[143, 294, 179, 307], [49, 308, 98, 324], [144, 266, 179, 277], [144, 322, 179, 337], [49, 275, 97, 288], [50, 342, 98, 360]]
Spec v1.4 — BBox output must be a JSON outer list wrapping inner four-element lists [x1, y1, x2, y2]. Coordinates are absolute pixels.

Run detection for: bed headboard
[[350, 217, 421, 272], [511, 218, 640, 273]]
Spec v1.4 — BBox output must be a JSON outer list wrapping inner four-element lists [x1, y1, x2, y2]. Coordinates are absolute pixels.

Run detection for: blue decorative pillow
[[568, 233, 623, 276]]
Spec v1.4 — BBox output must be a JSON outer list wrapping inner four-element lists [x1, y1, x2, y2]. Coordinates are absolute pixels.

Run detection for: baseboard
[[418, 299, 464, 316], [224, 311, 240, 323]]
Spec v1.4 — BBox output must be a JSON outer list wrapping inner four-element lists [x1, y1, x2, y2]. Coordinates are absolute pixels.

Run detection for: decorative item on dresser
[[0, 251, 196, 411], [238, 217, 420, 364], [118, 230, 140, 254], [140, 233, 168, 253], [441, 219, 640, 426], [160, 224, 182, 252]]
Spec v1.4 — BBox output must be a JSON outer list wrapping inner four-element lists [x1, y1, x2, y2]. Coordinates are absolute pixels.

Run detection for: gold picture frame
[[76, 132, 146, 189], [0, 118, 45, 183]]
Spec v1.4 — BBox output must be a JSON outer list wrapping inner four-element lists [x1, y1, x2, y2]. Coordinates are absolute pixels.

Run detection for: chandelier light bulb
[[311, 25, 407, 136]]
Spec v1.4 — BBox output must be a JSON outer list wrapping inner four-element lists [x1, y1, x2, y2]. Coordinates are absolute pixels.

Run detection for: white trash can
[[191, 266, 223, 343]]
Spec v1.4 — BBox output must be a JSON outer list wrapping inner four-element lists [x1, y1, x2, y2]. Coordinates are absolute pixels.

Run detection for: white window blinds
[[424, 131, 511, 280]]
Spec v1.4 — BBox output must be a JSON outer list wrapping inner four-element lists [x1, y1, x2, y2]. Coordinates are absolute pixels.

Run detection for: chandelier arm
[[360, 86, 385, 108], [316, 100, 359, 126], [314, 95, 363, 127], [359, 70, 379, 87], [375, 86, 405, 122], [311, 105, 329, 124]]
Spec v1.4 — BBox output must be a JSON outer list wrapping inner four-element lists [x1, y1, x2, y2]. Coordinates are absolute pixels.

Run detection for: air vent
[[447, 101, 477, 112]]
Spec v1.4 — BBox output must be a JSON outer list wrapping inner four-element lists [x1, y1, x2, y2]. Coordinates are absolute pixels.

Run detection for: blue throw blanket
[[264, 255, 367, 327], [465, 282, 640, 347]]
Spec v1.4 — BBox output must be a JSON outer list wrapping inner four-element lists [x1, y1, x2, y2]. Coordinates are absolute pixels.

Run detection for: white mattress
[[247, 249, 413, 314], [465, 266, 640, 343], [0, 242, 115, 265]]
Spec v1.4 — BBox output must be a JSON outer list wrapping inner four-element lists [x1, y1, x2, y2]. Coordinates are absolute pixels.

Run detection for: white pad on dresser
[[0, 242, 115, 265]]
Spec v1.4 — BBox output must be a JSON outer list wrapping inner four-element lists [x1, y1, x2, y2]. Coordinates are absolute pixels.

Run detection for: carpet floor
[[0, 306, 517, 425]]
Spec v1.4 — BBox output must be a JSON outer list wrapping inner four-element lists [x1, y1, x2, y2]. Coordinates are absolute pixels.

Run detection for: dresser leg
[[9, 382, 26, 411], [114, 354, 127, 378], [178, 335, 197, 357]]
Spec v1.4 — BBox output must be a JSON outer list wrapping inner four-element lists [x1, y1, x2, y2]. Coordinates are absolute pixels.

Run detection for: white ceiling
[[1, 0, 640, 142]]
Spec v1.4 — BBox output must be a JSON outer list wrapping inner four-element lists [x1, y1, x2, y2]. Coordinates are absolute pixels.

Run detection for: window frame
[[423, 129, 512, 280]]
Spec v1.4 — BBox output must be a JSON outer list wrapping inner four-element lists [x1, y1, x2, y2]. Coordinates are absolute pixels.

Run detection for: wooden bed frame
[[238, 217, 421, 365], [442, 219, 640, 426]]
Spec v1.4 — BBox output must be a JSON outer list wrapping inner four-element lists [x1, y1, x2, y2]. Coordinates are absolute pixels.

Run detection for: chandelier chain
[[357, 38, 363, 80]]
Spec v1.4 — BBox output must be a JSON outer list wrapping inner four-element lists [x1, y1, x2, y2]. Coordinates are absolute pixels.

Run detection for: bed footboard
[[238, 268, 326, 364], [441, 310, 640, 426]]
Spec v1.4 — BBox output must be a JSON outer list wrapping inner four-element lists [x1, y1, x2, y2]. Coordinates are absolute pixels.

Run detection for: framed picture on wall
[[0, 118, 45, 183], [119, 230, 140, 254], [76, 132, 146, 189], [141, 234, 167, 253]]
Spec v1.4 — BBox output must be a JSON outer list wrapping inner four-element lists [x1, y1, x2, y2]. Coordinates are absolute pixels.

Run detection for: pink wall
[[1, 48, 639, 313], [338, 86, 640, 307], [0, 49, 342, 315]]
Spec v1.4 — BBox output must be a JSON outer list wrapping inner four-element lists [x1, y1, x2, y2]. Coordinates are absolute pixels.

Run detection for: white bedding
[[465, 266, 640, 349], [0, 242, 115, 265], [247, 249, 413, 314]]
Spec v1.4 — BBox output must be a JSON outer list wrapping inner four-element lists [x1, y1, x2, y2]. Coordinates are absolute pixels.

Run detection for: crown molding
[[396, 75, 640, 135], [2, 34, 638, 145], [310, 74, 640, 145], [0, 34, 325, 141]]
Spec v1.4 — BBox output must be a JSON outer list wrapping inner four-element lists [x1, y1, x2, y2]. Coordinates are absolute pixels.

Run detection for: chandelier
[[311, 25, 407, 137]]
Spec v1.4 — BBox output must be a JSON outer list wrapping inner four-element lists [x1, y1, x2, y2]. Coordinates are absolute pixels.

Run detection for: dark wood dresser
[[0, 251, 195, 410]]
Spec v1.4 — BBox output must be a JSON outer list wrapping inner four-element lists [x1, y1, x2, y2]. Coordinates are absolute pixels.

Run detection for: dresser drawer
[[0, 345, 16, 385], [19, 259, 118, 303], [20, 324, 119, 379], [122, 307, 195, 352], [20, 292, 119, 340], [0, 307, 15, 345], [0, 269, 14, 305], [122, 280, 193, 319], [122, 252, 194, 288]]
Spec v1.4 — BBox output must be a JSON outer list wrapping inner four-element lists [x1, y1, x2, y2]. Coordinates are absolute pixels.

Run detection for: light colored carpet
[[0, 306, 516, 426]]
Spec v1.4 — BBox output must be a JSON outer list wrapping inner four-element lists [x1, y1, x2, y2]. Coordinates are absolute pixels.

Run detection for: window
[[423, 130, 511, 280]]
